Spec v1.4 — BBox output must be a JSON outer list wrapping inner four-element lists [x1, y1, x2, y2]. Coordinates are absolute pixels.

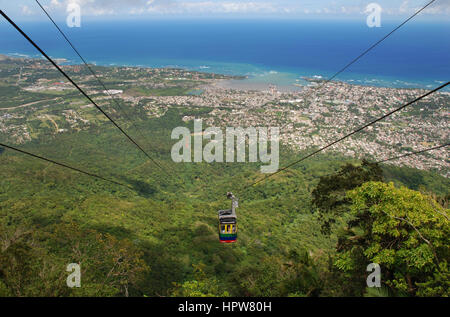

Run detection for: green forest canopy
[[0, 106, 448, 297]]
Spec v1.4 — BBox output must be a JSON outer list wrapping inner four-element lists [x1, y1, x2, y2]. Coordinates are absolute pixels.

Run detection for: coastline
[[1, 52, 448, 92]]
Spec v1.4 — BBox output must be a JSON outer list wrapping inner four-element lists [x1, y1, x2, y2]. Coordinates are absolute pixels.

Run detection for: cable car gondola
[[218, 192, 238, 243]]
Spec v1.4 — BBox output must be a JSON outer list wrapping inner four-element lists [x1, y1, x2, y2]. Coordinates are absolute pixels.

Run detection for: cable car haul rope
[[0, 3, 447, 246]]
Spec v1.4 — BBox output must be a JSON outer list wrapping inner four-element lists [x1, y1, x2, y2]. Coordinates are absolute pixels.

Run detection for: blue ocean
[[0, 18, 449, 90]]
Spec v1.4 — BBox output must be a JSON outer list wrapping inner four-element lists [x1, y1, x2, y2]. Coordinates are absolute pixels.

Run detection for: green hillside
[[0, 107, 448, 297]]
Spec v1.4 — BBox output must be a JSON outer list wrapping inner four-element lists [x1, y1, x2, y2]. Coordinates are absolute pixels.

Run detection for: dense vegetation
[[0, 100, 448, 297]]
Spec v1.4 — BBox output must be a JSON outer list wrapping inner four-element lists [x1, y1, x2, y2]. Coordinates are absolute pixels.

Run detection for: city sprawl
[[0, 56, 448, 176]]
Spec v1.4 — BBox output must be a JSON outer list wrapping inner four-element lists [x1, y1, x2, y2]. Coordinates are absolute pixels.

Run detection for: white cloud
[[20, 5, 34, 16], [399, 0, 409, 13], [144, 1, 278, 14], [13, 0, 450, 17], [425, 0, 450, 15], [188, 2, 277, 13]]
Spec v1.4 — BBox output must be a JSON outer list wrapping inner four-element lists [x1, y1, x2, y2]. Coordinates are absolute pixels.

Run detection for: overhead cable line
[[278, 0, 436, 133], [33, 0, 170, 176], [0, 142, 131, 189], [313, 142, 449, 180], [324, 0, 436, 84], [376, 142, 449, 164], [242, 81, 449, 191], [0, 9, 170, 177], [229, 0, 439, 195]]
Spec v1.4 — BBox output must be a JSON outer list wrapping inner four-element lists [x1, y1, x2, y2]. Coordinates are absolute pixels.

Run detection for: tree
[[0, 225, 66, 296], [312, 160, 383, 234], [334, 181, 449, 296], [0, 223, 150, 297], [229, 250, 322, 297], [45, 223, 150, 297], [170, 264, 229, 297]]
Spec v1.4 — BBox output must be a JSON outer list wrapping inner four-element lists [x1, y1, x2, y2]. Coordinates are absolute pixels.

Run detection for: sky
[[1, 0, 450, 21]]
